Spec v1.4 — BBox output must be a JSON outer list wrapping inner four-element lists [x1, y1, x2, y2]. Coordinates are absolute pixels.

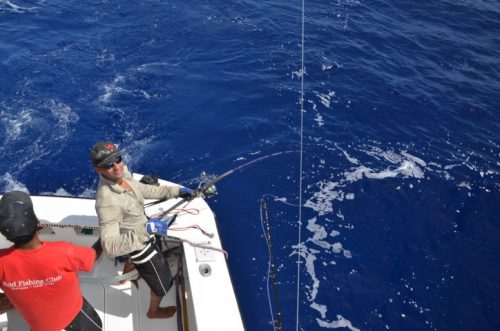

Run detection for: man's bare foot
[[147, 305, 177, 319]]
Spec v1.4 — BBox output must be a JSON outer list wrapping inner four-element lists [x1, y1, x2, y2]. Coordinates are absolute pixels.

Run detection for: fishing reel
[[198, 179, 217, 197], [197, 171, 217, 198]]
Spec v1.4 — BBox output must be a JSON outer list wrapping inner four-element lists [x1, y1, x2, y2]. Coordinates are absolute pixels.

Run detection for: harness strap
[[129, 239, 158, 264]]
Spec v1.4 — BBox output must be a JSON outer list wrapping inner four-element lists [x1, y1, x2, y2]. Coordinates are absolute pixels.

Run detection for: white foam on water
[[321, 58, 342, 71], [78, 188, 96, 198], [458, 181, 472, 190], [295, 217, 359, 329], [363, 147, 401, 164], [39, 187, 95, 198], [343, 249, 352, 259], [344, 159, 424, 182], [308, 100, 325, 127], [291, 67, 306, 79], [311, 302, 328, 319], [46, 100, 79, 136], [136, 61, 180, 72], [342, 151, 359, 165], [299, 147, 433, 330], [116, 137, 156, 170], [293, 242, 321, 302], [0, 108, 34, 141], [306, 217, 331, 249], [0, 173, 28, 193], [304, 249, 320, 302], [1, 100, 85, 196], [40, 188, 71, 196], [400, 151, 427, 167], [0, 0, 34, 12], [98, 70, 154, 105], [345, 193, 355, 200], [315, 114, 325, 127], [322, 64, 333, 71], [298, 140, 496, 330], [330, 230, 340, 237], [315, 90, 336, 109], [96, 49, 116, 65], [316, 314, 360, 331], [19, 100, 76, 137], [99, 75, 126, 103], [304, 180, 345, 216], [331, 242, 344, 254]]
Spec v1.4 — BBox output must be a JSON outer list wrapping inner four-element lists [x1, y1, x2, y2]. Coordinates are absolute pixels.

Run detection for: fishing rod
[[148, 150, 298, 223]]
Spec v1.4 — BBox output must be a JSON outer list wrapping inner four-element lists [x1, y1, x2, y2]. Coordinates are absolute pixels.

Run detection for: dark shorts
[[131, 240, 173, 297], [65, 297, 102, 331]]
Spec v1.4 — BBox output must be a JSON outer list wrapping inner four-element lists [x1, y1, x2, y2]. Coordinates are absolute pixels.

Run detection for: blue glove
[[179, 187, 196, 200], [146, 218, 167, 236]]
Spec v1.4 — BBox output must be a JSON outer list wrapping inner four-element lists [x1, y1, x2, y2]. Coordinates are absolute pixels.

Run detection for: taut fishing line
[[145, 1, 308, 324], [295, 0, 306, 330], [254, 0, 307, 329], [145, 151, 298, 219]]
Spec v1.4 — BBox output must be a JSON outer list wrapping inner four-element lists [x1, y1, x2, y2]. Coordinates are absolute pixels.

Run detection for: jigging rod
[[152, 150, 297, 223]]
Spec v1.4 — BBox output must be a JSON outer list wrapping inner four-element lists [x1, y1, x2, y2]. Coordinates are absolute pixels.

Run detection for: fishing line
[[262, 193, 301, 208], [145, 150, 298, 220], [258, 1, 307, 328], [258, 193, 301, 331], [260, 197, 283, 331], [296, 0, 306, 330], [258, 190, 299, 331]]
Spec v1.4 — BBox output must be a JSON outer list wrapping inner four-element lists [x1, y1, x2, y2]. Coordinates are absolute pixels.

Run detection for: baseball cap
[[0, 191, 38, 241], [90, 141, 123, 167]]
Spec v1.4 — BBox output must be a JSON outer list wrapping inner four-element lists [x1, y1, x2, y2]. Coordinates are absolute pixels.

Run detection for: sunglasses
[[101, 156, 123, 169]]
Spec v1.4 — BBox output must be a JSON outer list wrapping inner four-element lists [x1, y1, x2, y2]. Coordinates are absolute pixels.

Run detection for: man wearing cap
[[0, 191, 103, 331], [90, 141, 195, 319]]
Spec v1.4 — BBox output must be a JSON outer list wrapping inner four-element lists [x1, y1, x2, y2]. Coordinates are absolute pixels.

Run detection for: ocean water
[[1, 0, 499, 330]]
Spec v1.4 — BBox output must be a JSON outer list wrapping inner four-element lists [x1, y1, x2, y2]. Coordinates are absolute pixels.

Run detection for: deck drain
[[199, 263, 212, 277]]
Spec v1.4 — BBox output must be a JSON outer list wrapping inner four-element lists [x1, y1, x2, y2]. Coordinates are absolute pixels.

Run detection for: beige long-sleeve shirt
[[95, 166, 180, 257]]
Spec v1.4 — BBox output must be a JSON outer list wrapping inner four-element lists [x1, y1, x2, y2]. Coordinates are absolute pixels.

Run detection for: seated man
[[0, 191, 102, 331]]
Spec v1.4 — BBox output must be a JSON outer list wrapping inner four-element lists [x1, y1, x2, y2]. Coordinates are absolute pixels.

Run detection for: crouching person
[[0, 191, 102, 331], [90, 141, 195, 319]]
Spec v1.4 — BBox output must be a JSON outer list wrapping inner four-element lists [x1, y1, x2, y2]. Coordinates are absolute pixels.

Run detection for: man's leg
[[146, 290, 176, 319], [65, 297, 102, 330], [133, 251, 175, 319]]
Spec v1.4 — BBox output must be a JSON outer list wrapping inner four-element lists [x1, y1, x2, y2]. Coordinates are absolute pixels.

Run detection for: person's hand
[[92, 239, 103, 261], [146, 218, 167, 236], [179, 187, 196, 200]]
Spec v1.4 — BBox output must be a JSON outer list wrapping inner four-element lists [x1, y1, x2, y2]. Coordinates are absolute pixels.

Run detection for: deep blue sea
[[1, 0, 499, 330]]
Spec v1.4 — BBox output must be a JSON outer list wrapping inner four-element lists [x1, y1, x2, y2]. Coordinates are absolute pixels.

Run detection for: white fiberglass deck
[[0, 178, 244, 331]]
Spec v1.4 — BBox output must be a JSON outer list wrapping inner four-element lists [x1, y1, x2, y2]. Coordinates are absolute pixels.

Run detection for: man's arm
[[0, 293, 15, 314], [92, 239, 103, 261], [138, 181, 180, 200]]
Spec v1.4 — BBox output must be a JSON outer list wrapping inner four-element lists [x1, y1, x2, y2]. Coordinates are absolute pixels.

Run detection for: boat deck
[[0, 179, 245, 331], [4, 238, 181, 331]]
